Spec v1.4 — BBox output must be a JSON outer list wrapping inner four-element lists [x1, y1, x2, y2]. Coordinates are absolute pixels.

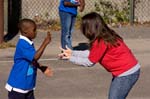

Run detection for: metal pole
[[130, 0, 134, 25]]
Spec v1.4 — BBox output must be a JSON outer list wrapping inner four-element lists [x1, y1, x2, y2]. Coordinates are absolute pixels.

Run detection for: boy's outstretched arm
[[32, 60, 53, 77]]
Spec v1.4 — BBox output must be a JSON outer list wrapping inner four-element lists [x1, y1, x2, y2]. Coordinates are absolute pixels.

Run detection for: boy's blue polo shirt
[[59, 0, 78, 15], [7, 35, 37, 90]]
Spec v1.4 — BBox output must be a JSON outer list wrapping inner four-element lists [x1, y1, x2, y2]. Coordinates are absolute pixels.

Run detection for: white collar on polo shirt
[[19, 35, 33, 45]]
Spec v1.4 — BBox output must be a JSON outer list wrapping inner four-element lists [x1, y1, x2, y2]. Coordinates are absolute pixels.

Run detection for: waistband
[[118, 63, 141, 77], [5, 83, 34, 94]]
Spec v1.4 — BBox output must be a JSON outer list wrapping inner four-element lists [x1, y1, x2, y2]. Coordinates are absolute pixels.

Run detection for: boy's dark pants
[[8, 90, 35, 99]]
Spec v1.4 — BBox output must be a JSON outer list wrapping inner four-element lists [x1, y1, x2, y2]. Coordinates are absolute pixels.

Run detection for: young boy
[[5, 19, 53, 99]]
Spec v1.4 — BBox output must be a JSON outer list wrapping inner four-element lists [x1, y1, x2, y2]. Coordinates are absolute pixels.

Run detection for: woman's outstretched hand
[[58, 46, 72, 60]]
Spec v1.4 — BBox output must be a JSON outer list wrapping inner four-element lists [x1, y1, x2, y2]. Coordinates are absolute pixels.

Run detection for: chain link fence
[[134, 0, 150, 23], [21, 0, 150, 29]]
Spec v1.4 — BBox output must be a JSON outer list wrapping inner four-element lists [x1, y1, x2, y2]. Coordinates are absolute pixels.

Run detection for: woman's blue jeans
[[108, 69, 140, 99], [59, 11, 76, 49]]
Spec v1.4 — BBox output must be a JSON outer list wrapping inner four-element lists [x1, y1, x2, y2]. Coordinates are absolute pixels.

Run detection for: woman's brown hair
[[80, 12, 122, 47]]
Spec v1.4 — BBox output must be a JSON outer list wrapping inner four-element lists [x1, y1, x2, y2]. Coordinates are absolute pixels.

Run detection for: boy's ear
[[23, 29, 29, 34], [21, 31, 27, 36], [22, 31, 27, 34]]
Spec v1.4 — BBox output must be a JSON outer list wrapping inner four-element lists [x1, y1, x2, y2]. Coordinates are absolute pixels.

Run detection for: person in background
[[59, 0, 85, 49], [59, 12, 140, 99], [5, 19, 53, 99]]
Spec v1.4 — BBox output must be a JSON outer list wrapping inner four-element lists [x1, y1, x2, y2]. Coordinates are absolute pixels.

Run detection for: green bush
[[94, 0, 130, 24]]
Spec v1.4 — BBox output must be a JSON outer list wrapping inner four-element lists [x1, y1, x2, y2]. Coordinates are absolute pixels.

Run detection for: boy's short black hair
[[18, 18, 36, 34]]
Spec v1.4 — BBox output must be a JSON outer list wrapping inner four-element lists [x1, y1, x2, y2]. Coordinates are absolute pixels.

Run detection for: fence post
[[4, 0, 21, 42], [129, 0, 134, 25]]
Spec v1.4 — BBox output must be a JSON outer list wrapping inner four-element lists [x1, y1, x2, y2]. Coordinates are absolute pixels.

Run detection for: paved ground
[[0, 26, 150, 99]]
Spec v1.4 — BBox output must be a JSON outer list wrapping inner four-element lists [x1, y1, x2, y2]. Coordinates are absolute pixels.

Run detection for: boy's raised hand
[[44, 31, 51, 45]]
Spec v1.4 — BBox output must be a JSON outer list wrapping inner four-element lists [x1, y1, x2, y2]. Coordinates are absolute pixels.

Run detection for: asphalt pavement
[[0, 26, 150, 99]]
